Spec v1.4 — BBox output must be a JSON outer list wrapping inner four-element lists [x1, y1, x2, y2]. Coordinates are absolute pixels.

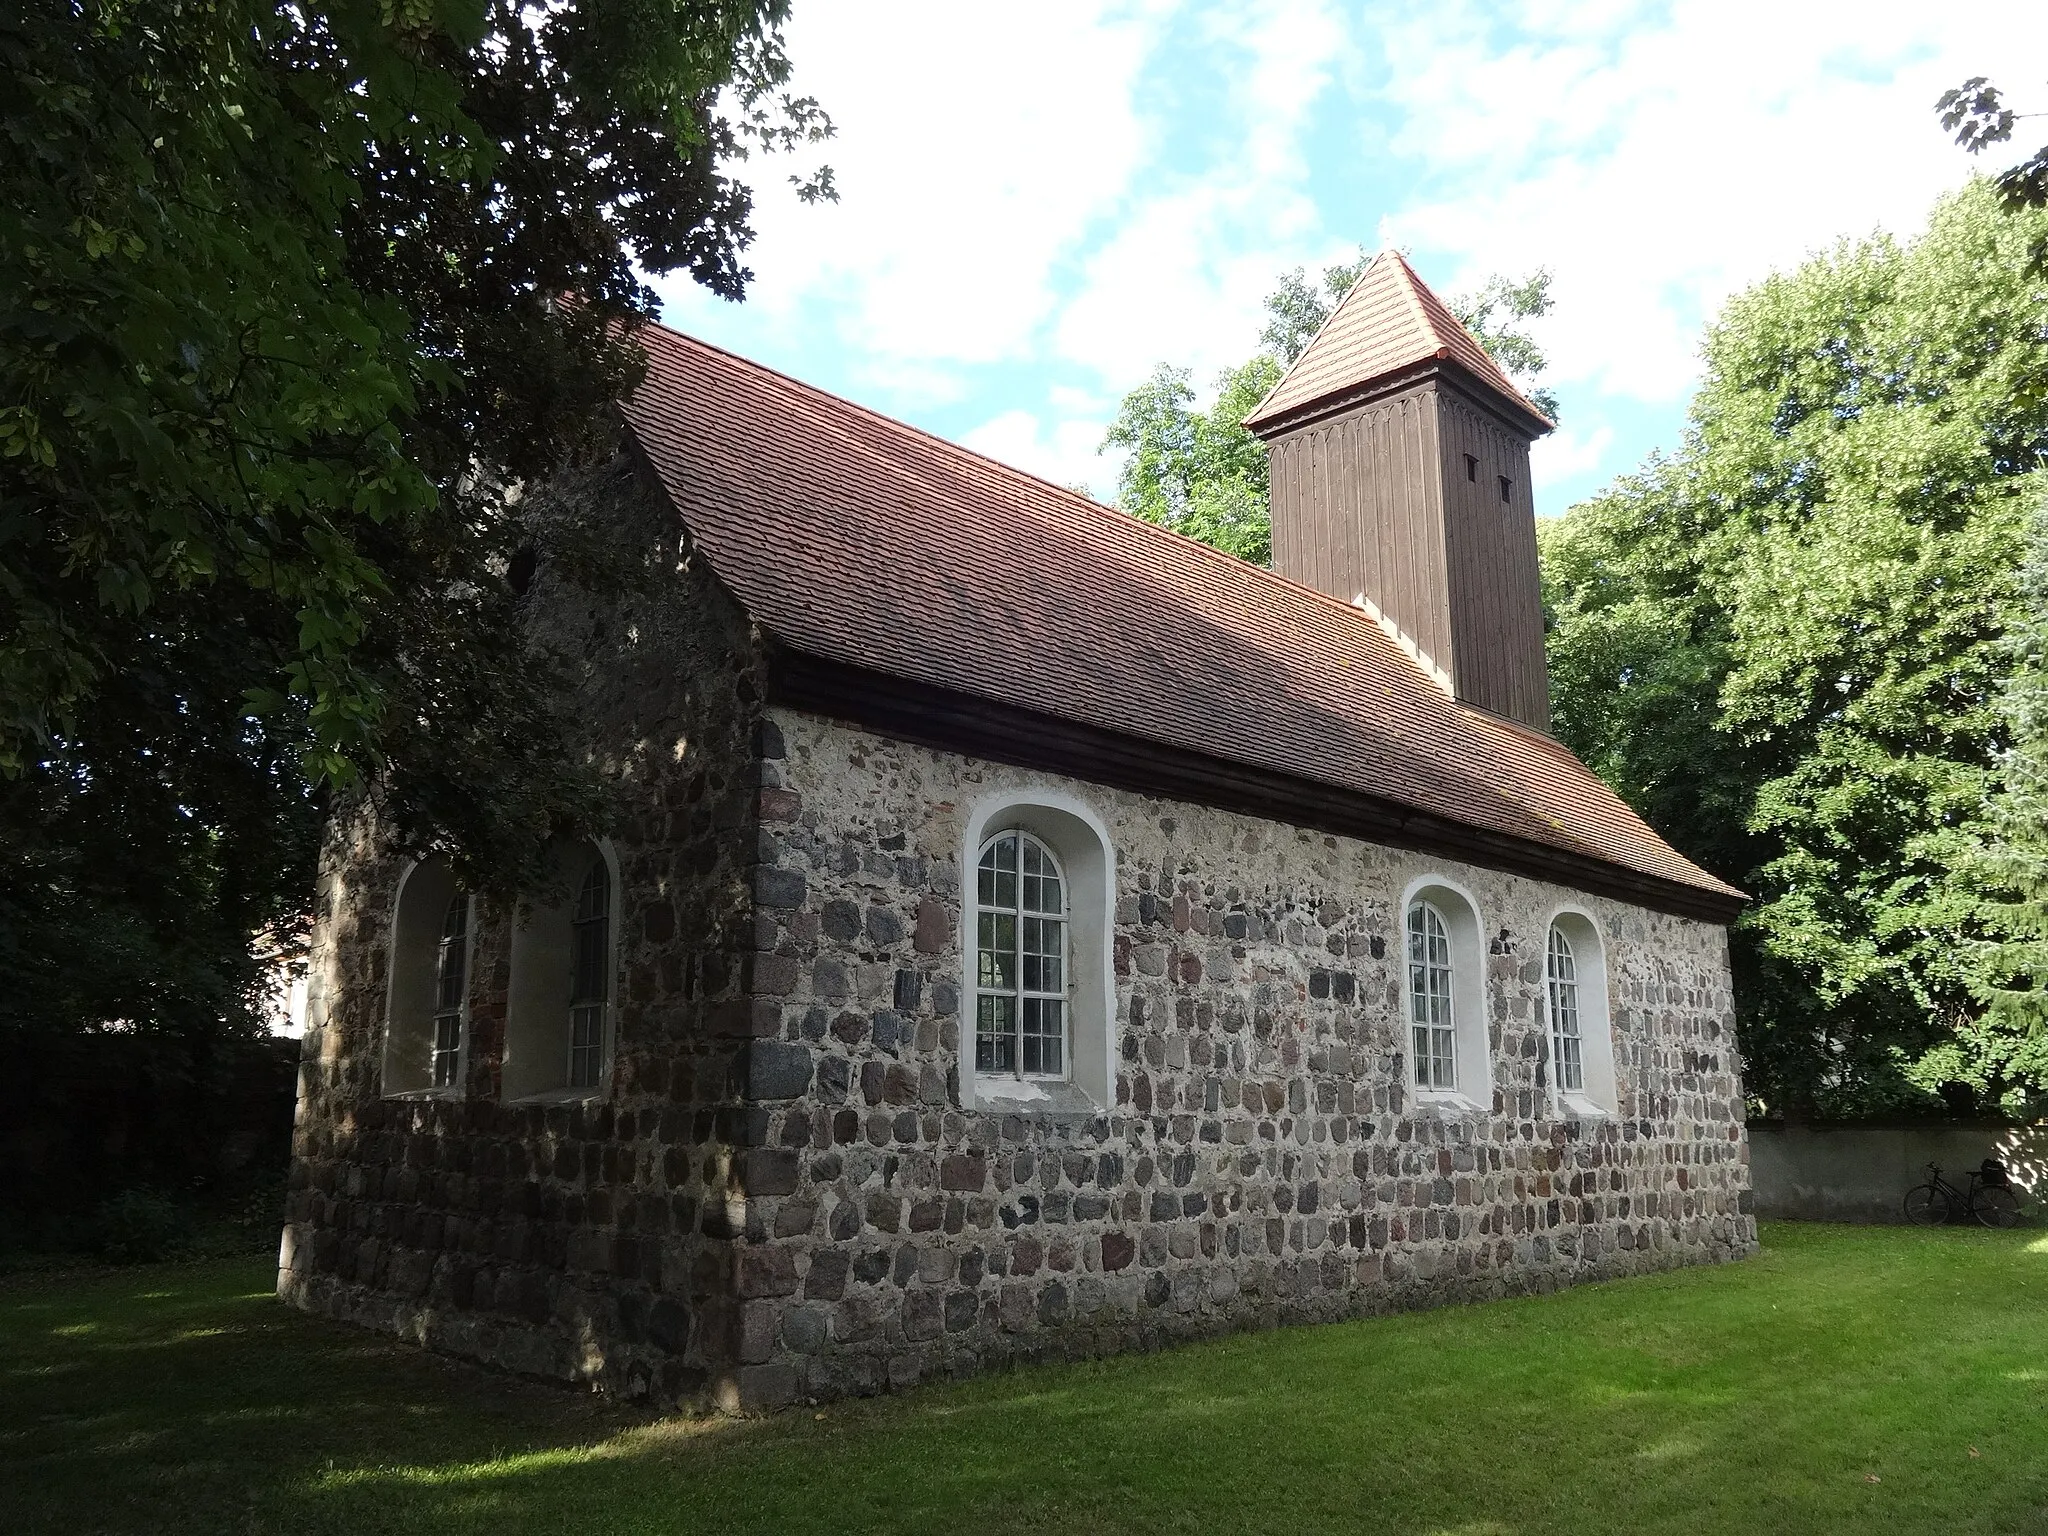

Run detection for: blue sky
[[656, 1, 2048, 518]]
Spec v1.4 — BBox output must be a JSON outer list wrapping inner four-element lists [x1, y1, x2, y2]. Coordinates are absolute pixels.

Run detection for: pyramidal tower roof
[[1242, 250, 1554, 436]]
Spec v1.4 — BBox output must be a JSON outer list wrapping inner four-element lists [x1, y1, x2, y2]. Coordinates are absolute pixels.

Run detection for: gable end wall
[[278, 454, 770, 1402]]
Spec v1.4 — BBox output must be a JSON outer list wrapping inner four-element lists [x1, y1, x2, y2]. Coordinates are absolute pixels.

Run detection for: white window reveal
[[976, 831, 1067, 1079], [504, 838, 619, 1101], [1399, 875, 1492, 1112], [381, 858, 469, 1099], [1546, 924, 1583, 1095], [960, 794, 1114, 1114], [568, 859, 610, 1089], [1407, 899, 1456, 1091], [1544, 908, 1619, 1117], [431, 893, 469, 1090]]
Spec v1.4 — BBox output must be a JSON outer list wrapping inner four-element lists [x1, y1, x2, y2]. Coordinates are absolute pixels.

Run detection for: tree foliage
[[1103, 255, 1555, 561], [1542, 181, 2046, 1116], [1939, 76, 2048, 213], [1, 1, 828, 1045], [1099, 357, 1282, 564], [1956, 503, 2048, 1087]]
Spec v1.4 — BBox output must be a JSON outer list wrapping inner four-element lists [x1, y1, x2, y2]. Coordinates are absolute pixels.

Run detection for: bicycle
[[1903, 1159, 2023, 1228]]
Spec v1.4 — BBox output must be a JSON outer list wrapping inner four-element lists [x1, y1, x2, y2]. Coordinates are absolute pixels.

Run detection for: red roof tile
[[620, 321, 1739, 916], [1242, 251, 1554, 434]]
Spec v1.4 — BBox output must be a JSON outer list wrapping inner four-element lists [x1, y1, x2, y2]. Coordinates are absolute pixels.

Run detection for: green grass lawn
[[4, 1223, 2047, 1535]]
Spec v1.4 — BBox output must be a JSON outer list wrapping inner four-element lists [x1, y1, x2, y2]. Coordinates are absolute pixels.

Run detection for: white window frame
[[974, 829, 1071, 1081], [567, 858, 611, 1090], [1398, 874, 1491, 1113], [1543, 906, 1619, 1118], [1546, 924, 1583, 1097], [960, 791, 1116, 1113], [1407, 899, 1457, 1091], [505, 837, 621, 1102], [381, 860, 472, 1099], [430, 891, 471, 1091]]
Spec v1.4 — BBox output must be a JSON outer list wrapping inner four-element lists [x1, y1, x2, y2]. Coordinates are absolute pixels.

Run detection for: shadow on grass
[[5, 1226, 2048, 1536]]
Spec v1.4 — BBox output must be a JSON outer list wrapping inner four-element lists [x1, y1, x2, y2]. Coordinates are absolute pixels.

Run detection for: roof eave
[[1245, 354, 1556, 441], [762, 641, 1747, 926]]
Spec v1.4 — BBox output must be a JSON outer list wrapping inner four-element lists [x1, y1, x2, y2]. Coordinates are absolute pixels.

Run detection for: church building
[[280, 253, 1756, 1411]]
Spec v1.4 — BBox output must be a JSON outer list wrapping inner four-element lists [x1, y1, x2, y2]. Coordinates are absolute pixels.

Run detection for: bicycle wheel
[[1973, 1185, 2022, 1229], [1904, 1183, 1952, 1226]]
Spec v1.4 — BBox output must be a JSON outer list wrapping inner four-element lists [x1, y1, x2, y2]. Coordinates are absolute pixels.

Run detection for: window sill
[[969, 1076, 1102, 1117], [508, 1088, 609, 1107], [1554, 1095, 1612, 1121], [1411, 1090, 1488, 1117], [383, 1088, 463, 1103]]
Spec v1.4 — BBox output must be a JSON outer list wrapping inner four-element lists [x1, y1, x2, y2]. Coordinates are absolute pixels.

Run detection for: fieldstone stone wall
[[729, 709, 1755, 1406], [278, 455, 770, 1403]]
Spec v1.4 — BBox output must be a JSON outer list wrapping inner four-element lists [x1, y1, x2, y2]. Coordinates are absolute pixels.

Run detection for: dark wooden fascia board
[[763, 645, 1745, 926], [1432, 370, 1557, 443], [1251, 359, 1553, 443]]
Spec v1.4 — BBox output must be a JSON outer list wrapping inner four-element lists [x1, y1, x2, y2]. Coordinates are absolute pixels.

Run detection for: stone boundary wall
[[1749, 1123, 2048, 1223], [728, 710, 1756, 1407]]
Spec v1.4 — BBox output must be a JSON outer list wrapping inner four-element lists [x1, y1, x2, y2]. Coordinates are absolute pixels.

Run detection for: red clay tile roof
[[1242, 251, 1554, 435], [620, 320, 1740, 916]]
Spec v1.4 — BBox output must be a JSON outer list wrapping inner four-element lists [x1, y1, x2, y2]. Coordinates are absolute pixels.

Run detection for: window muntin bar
[[431, 893, 468, 1090], [568, 860, 609, 1089], [1547, 924, 1583, 1094], [975, 832, 1067, 1079], [1407, 899, 1456, 1091]]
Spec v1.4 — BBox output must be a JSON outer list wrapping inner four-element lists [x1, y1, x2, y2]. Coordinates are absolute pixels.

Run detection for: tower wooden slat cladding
[[1246, 251, 1555, 731]]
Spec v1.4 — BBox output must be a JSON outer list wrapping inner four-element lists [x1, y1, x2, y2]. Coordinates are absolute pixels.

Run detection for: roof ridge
[[630, 310, 1455, 699], [1239, 249, 1391, 427], [1390, 250, 1451, 358]]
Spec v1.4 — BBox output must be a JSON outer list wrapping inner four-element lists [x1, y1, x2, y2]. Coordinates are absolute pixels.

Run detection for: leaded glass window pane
[[1023, 996, 1063, 1076], [569, 860, 608, 1090], [1407, 900, 1456, 1091], [1548, 925, 1583, 1094], [975, 831, 1068, 1080], [431, 894, 467, 1090]]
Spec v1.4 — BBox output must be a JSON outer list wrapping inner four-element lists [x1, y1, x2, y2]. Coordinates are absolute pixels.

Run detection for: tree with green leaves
[[1944, 502, 2048, 1097], [1939, 76, 2048, 211], [1102, 254, 1555, 562], [1542, 180, 2044, 1117], [1, 1, 828, 1065]]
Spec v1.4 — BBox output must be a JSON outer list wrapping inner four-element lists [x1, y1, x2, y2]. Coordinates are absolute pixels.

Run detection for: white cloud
[[656, 1, 1167, 391], [651, 0, 2046, 516], [658, 0, 1358, 408], [1531, 422, 1615, 491], [960, 409, 1120, 498], [1051, 0, 1355, 387], [1371, 0, 2048, 409]]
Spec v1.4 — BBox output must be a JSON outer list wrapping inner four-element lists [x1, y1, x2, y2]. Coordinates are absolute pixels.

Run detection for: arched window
[[568, 860, 610, 1089], [382, 860, 471, 1098], [431, 893, 469, 1090], [1399, 876, 1491, 1110], [961, 794, 1114, 1114], [1544, 909, 1619, 1116], [976, 831, 1067, 1079], [1407, 899, 1456, 1091], [1546, 924, 1582, 1095], [505, 839, 619, 1101]]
